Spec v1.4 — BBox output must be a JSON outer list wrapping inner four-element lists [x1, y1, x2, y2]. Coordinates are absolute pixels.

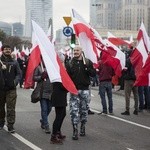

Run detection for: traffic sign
[[63, 26, 73, 37], [63, 17, 72, 26]]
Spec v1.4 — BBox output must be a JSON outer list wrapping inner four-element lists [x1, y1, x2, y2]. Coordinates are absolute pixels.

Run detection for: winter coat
[[98, 60, 115, 82], [123, 57, 136, 81], [66, 57, 96, 90], [33, 65, 53, 100], [0, 54, 21, 91], [51, 82, 68, 107]]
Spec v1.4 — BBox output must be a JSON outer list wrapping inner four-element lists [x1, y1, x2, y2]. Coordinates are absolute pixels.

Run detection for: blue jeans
[[99, 81, 113, 113], [40, 98, 52, 127], [138, 86, 149, 110]]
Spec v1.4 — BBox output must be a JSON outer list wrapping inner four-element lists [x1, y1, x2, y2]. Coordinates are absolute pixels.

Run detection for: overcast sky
[[0, 0, 89, 31]]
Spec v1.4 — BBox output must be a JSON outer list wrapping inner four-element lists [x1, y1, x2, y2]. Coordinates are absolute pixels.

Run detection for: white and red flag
[[130, 39, 148, 82], [107, 32, 129, 46], [24, 45, 41, 88], [137, 22, 150, 52], [100, 39, 125, 77], [71, 9, 98, 64], [71, 9, 125, 77], [91, 28, 125, 77], [30, 20, 78, 94], [130, 22, 150, 86]]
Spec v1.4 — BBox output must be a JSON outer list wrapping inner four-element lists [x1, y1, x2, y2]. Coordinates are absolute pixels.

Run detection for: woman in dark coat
[[50, 53, 68, 145], [50, 82, 68, 144]]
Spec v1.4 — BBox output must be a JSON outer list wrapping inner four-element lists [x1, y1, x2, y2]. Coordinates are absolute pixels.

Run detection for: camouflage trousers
[[69, 90, 90, 125], [0, 89, 17, 126]]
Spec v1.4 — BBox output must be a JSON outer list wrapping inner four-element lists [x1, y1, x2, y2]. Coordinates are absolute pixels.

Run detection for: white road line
[[90, 109, 150, 130], [4, 126, 42, 150], [127, 148, 134, 150]]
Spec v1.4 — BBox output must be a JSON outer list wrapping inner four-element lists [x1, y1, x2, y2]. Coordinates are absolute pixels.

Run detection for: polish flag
[[130, 39, 148, 80], [133, 22, 150, 86], [71, 9, 98, 64], [107, 32, 129, 46], [134, 55, 150, 86], [103, 39, 126, 77], [31, 20, 78, 95], [24, 45, 41, 88], [137, 22, 150, 52], [91, 28, 125, 77]]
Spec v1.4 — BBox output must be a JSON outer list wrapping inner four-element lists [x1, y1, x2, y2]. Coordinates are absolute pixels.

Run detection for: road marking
[[4, 126, 42, 150], [127, 148, 134, 150], [91, 109, 150, 130]]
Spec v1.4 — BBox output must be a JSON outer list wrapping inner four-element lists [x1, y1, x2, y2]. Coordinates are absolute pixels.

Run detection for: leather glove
[[41, 71, 48, 80]]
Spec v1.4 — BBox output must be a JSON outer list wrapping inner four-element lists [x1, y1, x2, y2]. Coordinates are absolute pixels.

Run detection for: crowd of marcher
[[0, 44, 150, 145]]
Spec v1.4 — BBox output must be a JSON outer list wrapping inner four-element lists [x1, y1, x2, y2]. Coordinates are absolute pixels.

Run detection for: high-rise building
[[90, 0, 150, 35], [90, 0, 121, 29], [0, 21, 11, 36], [12, 22, 24, 37], [25, 0, 53, 37]]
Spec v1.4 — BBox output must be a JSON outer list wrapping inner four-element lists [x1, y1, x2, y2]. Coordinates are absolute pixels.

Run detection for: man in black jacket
[[0, 45, 21, 133], [121, 48, 138, 115], [66, 45, 96, 140]]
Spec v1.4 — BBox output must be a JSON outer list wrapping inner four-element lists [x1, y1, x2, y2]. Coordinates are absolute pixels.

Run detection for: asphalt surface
[[0, 87, 150, 150]]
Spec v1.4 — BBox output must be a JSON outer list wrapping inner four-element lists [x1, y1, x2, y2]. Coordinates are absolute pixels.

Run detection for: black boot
[[72, 124, 78, 140], [80, 123, 85, 136]]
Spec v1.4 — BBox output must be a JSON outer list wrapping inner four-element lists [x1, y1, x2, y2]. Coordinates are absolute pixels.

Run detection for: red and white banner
[[107, 32, 129, 46], [137, 22, 150, 52], [71, 9, 98, 64], [31, 20, 78, 94], [130, 39, 148, 84]]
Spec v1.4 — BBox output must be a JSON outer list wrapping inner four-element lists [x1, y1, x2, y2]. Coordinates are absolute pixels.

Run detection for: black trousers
[[52, 107, 66, 135]]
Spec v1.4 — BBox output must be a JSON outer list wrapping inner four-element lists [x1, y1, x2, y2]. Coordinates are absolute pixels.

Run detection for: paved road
[[0, 87, 150, 150]]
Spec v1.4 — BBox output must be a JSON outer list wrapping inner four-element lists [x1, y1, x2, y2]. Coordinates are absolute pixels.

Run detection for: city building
[[25, 0, 53, 37], [12, 22, 24, 37], [0, 21, 12, 36], [90, 0, 121, 29], [90, 0, 150, 36]]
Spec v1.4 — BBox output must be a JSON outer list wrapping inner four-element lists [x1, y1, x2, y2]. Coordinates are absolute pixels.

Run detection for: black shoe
[[72, 124, 78, 140], [133, 110, 138, 115], [138, 109, 143, 112], [0, 124, 4, 130], [121, 111, 130, 115], [8, 126, 15, 133], [88, 110, 95, 115], [80, 123, 85, 136]]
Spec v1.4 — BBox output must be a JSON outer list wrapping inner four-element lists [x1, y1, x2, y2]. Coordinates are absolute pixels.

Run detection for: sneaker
[[8, 126, 15, 134], [45, 125, 51, 134], [121, 111, 130, 115], [88, 110, 95, 115], [98, 111, 107, 115], [40, 120, 45, 129], [133, 110, 138, 115], [109, 112, 114, 115]]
